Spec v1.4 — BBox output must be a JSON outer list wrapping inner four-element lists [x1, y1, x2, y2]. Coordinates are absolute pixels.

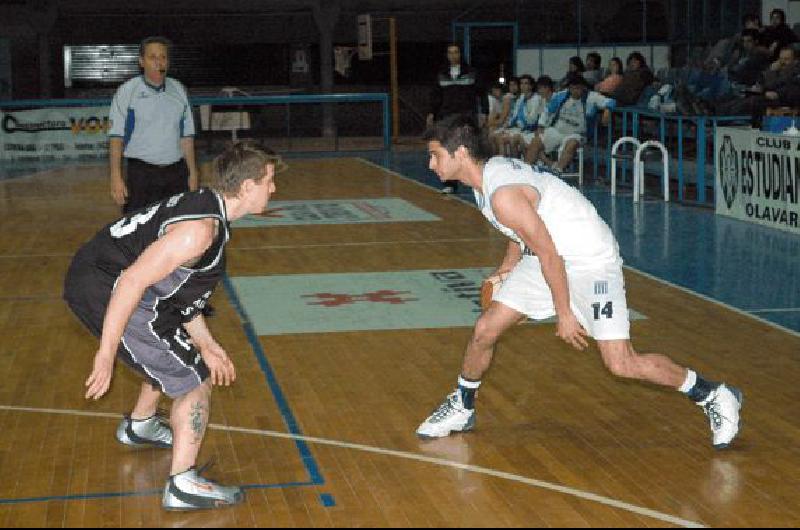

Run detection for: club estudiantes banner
[[716, 126, 800, 235], [0, 106, 110, 162]]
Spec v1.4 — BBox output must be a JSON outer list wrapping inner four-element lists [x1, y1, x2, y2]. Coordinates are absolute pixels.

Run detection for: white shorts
[[541, 128, 584, 154], [493, 255, 631, 341]]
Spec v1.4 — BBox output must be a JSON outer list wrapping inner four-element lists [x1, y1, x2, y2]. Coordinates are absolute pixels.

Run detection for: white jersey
[[474, 157, 621, 269]]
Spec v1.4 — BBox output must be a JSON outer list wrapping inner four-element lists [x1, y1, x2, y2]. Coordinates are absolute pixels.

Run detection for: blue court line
[[222, 275, 325, 487], [319, 493, 337, 507], [0, 481, 316, 505]]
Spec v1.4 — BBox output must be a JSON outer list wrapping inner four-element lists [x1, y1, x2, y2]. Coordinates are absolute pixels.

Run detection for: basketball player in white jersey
[[417, 115, 743, 449]]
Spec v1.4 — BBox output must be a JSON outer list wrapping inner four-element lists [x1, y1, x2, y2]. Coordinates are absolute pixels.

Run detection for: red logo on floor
[[302, 290, 418, 307]]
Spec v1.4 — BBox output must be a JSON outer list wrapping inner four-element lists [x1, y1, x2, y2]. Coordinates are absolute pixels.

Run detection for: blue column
[[696, 116, 707, 203], [678, 117, 684, 202]]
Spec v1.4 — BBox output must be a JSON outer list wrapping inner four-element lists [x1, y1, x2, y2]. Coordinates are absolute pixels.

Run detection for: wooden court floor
[[0, 157, 799, 528]]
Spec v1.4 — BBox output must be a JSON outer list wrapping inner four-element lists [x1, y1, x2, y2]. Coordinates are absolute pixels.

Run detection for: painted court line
[[748, 308, 800, 314], [356, 158, 800, 340], [0, 405, 704, 528]]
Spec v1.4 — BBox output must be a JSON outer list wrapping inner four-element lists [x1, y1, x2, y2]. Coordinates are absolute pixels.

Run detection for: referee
[[108, 36, 198, 214]]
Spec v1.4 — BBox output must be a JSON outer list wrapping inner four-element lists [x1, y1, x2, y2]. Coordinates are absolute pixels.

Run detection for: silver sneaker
[[162, 467, 245, 511], [116, 413, 173, 449]]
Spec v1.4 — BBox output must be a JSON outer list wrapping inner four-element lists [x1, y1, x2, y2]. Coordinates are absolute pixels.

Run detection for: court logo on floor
[[230, 269, 646, 335], [233, 198, 439, 227]]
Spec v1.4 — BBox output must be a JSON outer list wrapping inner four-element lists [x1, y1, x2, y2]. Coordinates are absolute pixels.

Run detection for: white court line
[[356, 158, 800, 340], [0, 404, 704, 528], [748, 308, 800, 314]]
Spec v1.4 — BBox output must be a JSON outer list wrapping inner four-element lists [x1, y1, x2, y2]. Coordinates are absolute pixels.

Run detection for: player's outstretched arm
[[491, 186, 589, 351], [85, 220, 214, 400]]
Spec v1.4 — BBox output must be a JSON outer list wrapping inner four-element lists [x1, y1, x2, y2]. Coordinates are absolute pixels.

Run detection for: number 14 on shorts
[[592, 301, 613, 320]]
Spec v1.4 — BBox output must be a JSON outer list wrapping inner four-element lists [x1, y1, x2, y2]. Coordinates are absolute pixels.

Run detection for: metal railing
[[591, 106, 751, 205]]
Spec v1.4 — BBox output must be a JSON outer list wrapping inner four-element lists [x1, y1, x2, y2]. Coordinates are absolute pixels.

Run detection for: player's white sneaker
[[416, 390, 475, 439], [162, 467, 244, 511], [116, 413, 173, 449], [698, 384, 743, 449]]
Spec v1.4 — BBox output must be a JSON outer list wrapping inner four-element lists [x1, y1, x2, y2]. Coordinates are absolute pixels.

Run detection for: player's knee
[[600, 344, 640, 378], [472, 316, 502, 348]]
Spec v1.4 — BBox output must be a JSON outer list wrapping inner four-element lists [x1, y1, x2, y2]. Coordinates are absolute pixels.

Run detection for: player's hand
[[85, 351, 115, 400], [111, 176, 128, 206], [556, 312, 590, 351], [200, 342, 236, 387]]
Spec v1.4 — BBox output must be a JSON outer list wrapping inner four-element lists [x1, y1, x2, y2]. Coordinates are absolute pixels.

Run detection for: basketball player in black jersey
[[64, 142, 284, 511]]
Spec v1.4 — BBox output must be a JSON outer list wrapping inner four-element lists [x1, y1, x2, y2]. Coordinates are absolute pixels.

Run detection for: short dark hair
[[490, 82, 503, 92], [508, 76, 520, 86], [741, 28, 760, 40], [569, 56, 586, 72], [139, 36, 172, 57], [627, 51, 647, 67], [519, 74, 535, 87], [536, 75, 554, 90], [586, 52, 601, 67], [770, 8, 786, 24], [423, 114, 492, 162]]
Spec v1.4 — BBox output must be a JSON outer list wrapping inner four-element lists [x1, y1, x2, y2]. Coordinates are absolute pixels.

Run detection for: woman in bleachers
[[595, 57, 623, 96], [763, 9, 798, 60], [611, 52, 654, 106], [559, 56, 586, 89]]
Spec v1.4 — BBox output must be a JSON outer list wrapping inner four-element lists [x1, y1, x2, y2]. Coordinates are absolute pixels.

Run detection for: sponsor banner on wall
[[0, 106, 110, 162], [716, 126, 800, 235]]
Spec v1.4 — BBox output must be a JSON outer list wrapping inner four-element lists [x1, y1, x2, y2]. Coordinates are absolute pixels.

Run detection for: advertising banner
[[716, 126, 800, 235], [0, 106, 110, 162]]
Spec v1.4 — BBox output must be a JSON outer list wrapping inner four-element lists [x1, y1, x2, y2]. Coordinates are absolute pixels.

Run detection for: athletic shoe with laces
[[698, 383, 743, 450], [416, 390, 475, 439], [439, 185, 456, 195], [162, 466, 244, 511], [116, 412, 173, 449]]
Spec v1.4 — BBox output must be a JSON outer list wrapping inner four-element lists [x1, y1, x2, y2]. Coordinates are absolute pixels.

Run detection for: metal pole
[[389, 17, 399, 142]]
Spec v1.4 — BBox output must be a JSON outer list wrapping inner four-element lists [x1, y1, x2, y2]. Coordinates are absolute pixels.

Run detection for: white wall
[[516, 44, 670, 80]]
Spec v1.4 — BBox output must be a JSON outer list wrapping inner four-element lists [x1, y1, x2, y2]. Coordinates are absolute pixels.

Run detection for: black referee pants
[[123, 158, 190, 214]]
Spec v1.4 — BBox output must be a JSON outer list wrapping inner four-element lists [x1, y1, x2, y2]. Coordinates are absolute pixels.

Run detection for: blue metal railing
[[0, 93, 392, 151], [591, 106, 751, 205]]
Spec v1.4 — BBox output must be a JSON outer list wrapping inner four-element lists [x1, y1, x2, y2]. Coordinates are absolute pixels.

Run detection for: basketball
[[480, 273, 508, 312]]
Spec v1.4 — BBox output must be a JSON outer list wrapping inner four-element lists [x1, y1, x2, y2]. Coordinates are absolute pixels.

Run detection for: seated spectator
[[712, 47, 800, 119], [763, 8, 798, 60], [584, 52, 604, 85], [488, 77, 519, 153], [493, 75, 538, 157], [559, 56, 586, 89], [483, 83, 506, 130], [519, 75, 556, 149], [595, 57, 624, 95], [612, 52, 654, 106], [728, 29, 772, 86], [526, 73, 615, 172]]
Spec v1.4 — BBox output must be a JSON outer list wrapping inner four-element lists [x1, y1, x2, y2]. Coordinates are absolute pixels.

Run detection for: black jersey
[[65, 188, 229, 337]]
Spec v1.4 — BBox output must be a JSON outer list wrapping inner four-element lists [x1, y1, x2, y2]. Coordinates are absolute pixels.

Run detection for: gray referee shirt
[[108, 76, 195, 166]]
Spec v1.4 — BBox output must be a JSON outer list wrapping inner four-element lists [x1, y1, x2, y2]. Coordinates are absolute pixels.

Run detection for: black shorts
[[64, 251, 209, 398], [124, 158, 189, 214]]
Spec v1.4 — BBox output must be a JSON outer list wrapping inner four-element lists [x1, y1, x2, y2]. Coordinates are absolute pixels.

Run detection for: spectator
[[713, 47, 800, 119], [762, 9, 797, 60], [520, 75, 556, 152], [728, 29, 772, 86], [559, 56, 586, 88], [493, 75, 538, 157], [612, 52, 654, 106], [526, 73, 615, 171], [488, 77, 519, 154], [595, 57, 624, 95], [427, 43, 480, 194], [584, 52, 604, 85], [483, 83, 506, 130]]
